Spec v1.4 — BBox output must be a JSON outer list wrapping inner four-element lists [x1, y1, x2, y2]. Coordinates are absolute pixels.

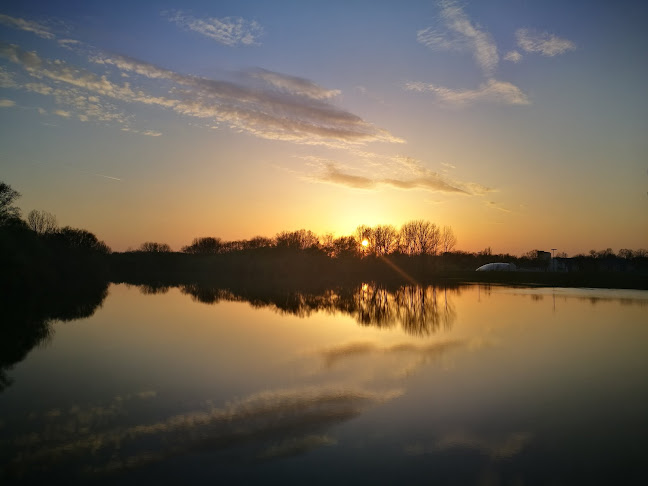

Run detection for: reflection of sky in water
[[1, 284, 647, 484]]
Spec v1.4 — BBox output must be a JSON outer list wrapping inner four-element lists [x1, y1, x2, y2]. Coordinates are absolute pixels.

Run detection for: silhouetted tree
[[596, 248, 615, 259], [399, 220, 441, 255], [0, 181, 21, 225], [182, 237, 222, 254], [275, 229, 319, 250], [48, 226, 111, 254], [441, 225, 457, 253], [27, 209, 58, 234], [370, 225, 399, 256], [618, 249, 634, 259], [480, 247, 493, 256], [139, 241, 171, 252], [355, 225, 372, 255], [244, 236, 273, 250], [332, 236, 359, 258]]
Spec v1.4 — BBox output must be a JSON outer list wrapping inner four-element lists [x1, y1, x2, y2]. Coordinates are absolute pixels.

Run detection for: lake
[[1, 283, 647, 485]]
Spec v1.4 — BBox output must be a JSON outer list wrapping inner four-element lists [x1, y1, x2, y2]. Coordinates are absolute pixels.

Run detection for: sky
[[0, 0, 646, 255]]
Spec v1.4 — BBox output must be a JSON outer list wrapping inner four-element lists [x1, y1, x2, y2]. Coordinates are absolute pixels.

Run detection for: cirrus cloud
[[405, 78, 530, 106], [164, 10, 263, 47], [516, 28, 576, 57], [1, 42, 402, 146], [315, 162, 491, 195], [417, 0, 498, 76], [0, 13, 55, 40]]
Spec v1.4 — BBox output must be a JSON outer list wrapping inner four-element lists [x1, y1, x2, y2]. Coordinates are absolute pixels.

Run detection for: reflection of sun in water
[[362, 239, 369, 247]]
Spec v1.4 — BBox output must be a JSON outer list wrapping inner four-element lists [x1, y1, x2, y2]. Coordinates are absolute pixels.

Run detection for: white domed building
[[475, 262, 517, 272]]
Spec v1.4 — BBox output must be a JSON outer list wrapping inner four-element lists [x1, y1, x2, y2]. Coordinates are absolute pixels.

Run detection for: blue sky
[[1, 0, 646, 253]]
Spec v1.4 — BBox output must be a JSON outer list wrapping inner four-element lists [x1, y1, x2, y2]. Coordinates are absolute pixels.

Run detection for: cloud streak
[[405, 78, 530, 106], [417, 0, 498, 75], [91, 52, 402, 145], [1, 43, 401, 146], [248, 68, 341, 100], [485, 201, 511, 213], [165, 10, 263, 46], [516, 29, 576, 57], [0, 13, 55, 39], [316, 162, 491, 195], [504, 50, 522, 63]]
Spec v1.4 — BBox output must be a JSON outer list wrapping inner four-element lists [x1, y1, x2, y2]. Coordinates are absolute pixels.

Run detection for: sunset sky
[[1, 0, 646, 255]]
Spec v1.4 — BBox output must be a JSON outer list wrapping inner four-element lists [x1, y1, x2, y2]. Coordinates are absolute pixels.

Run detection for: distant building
[[535, 250, 551, 261]]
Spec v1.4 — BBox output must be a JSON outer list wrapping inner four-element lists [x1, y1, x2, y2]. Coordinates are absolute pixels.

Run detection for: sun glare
[[361, 239, 369, 247]]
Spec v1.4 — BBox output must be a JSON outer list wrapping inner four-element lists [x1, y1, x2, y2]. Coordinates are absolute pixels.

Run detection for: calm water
[[1, 283, 647, 485]]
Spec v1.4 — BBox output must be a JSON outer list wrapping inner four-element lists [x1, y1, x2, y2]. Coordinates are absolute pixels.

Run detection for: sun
[[361, 239, 369, 247]]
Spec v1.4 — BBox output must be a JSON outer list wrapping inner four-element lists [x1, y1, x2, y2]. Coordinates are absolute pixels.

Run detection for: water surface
[[1, 283, 647, 484]]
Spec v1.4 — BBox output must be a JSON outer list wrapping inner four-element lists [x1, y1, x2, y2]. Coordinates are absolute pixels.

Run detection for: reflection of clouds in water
[[316, 339, 468, 368], [12, 390, 158, 448], [406, 431, 532, 460], [2, 386, 401, 480], [317, 341, 379, 367], [308, 338, 497, 382], [257, 434, 337, 460]]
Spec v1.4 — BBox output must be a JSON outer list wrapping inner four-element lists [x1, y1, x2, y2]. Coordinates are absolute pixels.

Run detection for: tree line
[[2, 180, 647, 275], [136, 221, 457, 258], [1, 182, 110, 254]]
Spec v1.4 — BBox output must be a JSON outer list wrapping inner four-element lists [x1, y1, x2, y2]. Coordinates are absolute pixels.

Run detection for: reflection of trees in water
[[394, 286, 456, 336], [355, 284, 396, 328], [178, 282, 459, 336], [0, 281, 109, 392], [138, 283, 170, 295]]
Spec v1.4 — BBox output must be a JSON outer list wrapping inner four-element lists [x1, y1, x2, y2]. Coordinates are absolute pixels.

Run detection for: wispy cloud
[[405, 78, 530, 106], [18, 78, 129, 124], [164, 10, 263, 46], [417, 0, 498, 75], [94, 173, 122, 181], [248, 68, 341, 100], [121, 127, 162, 137], [318, 163, 376, 189], [416, 27, 458, 51], [0, 13, 55, 39], [504, 50, 523, 63], [91, 52, 402, 145], [485, 201, 511, 213], [0, 98, 15, 107], [412, 2, 575, 107], [57, 38, 82, 51], [516, 28, 576, 57], [315, 162, 491, 195], [1, 43, 401, 146]]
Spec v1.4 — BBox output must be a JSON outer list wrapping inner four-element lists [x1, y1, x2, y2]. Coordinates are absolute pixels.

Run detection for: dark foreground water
[[1, 283, 647, 485]]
